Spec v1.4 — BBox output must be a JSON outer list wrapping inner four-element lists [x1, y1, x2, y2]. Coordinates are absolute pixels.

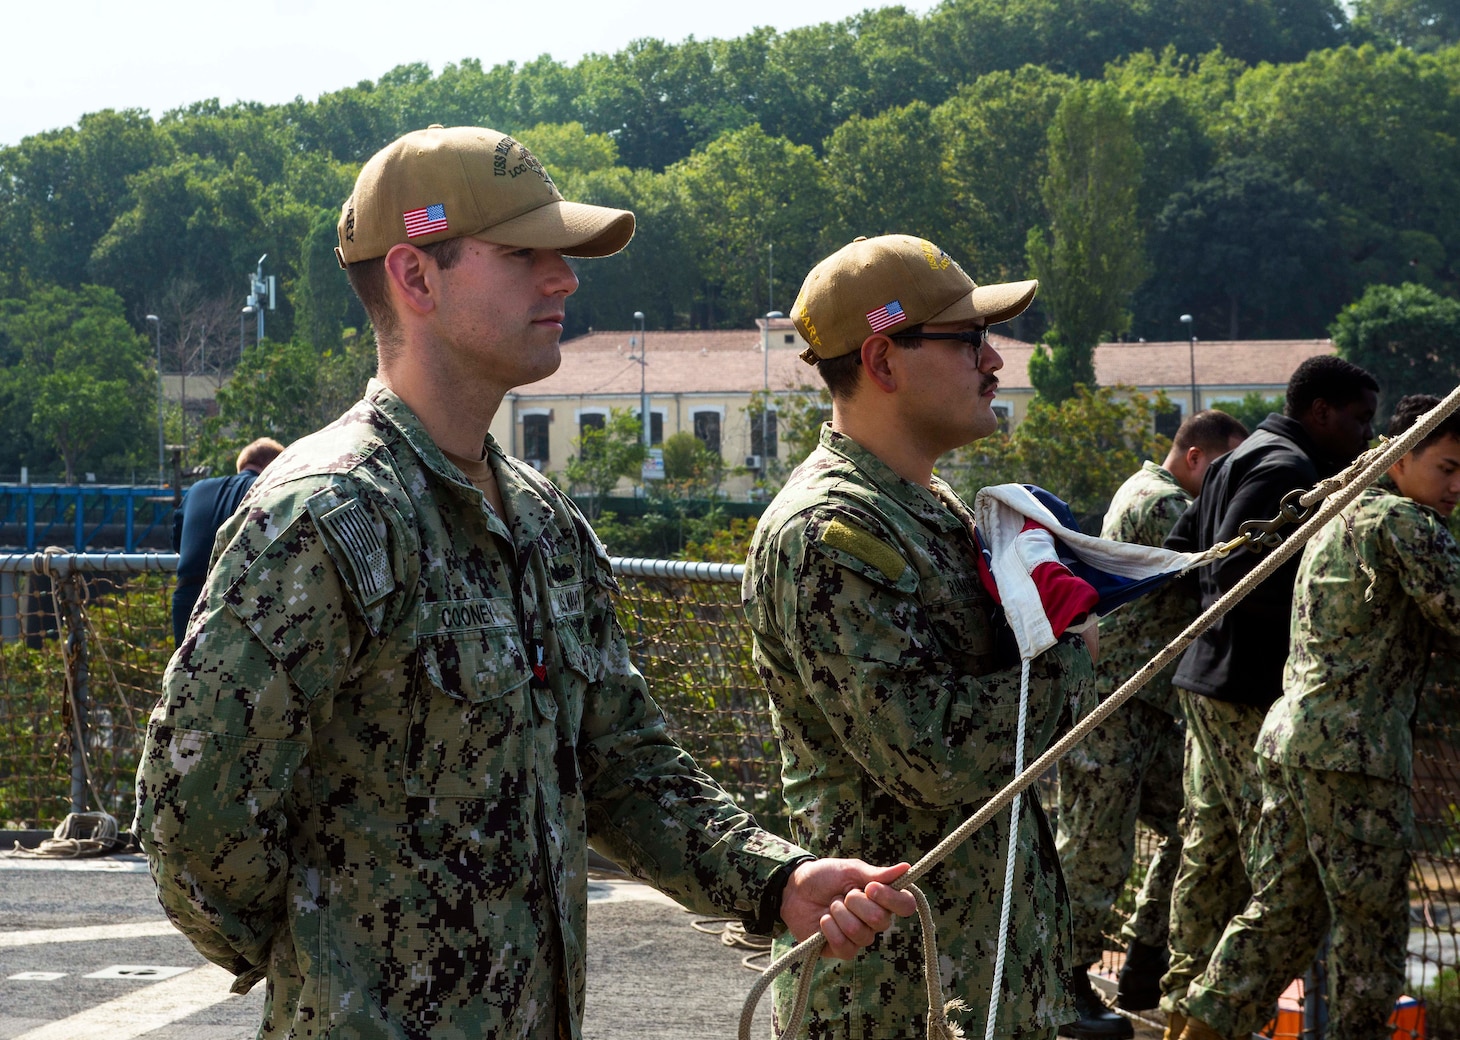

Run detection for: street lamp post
[[761, 310, 784, 474], [145, 314, 164, 485], [1180, 313, 1198, 416], [632, 311, 649, 448]]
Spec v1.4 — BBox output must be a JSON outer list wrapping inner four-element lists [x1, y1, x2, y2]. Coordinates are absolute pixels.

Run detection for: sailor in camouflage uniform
[[1055, 411, 1247, 1019], [1160, 356, 1380, 1040], [134, 126, 914, 1040], [1178, 395, 1460, 1040], [744, 235, 1100, 1039]]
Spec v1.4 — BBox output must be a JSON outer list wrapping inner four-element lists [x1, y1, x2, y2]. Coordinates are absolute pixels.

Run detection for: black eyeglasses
[[890, 327, 989, 361]]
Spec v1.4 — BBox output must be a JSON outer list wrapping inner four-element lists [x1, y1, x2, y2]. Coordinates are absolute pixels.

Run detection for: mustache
[[980, 375, 1000, 394]]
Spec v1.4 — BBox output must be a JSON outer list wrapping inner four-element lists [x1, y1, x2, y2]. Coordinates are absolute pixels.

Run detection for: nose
[[981, 341, 1004, 373], [541, 251, 579, 296]]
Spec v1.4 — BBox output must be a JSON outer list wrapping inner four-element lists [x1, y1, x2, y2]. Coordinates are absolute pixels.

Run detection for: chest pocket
[[922, 569, 997, 669], [406, 599, 529, 799], [545, 551, 599, 684]]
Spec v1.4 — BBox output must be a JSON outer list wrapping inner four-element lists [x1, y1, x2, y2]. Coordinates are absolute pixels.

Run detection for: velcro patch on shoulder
[[310, 494, 391, 608], [820, 518, 906, 582]]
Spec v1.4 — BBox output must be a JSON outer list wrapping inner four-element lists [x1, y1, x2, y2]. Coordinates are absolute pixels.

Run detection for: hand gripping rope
[[739, 384, 1460, 1040]]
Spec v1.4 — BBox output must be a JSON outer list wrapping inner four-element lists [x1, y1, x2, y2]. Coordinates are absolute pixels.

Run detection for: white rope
[[4, 811, 122, 858], [738, 385, 1460, 1040], [984, 659, 1030, 1040]]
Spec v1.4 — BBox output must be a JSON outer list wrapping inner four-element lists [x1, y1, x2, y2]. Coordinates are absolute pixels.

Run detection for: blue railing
[[0, 485, 177, 552]]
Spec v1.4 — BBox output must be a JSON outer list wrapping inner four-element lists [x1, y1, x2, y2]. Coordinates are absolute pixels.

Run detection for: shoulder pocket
[[808, 516, 920, 596]]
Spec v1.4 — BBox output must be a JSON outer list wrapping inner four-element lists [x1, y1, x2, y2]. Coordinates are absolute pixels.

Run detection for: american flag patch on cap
[[403, 203, 449, 238], [866, 299, 904, 332]]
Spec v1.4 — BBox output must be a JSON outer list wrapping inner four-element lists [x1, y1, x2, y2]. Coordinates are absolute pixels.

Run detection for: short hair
[[815, 323, 929, 400], [1285, 355, 1379, 417], [1387, 394, 1460, 454], [1174, 409, 1248, 455], [236, 437, 285, 473], [344, 236, 469, 348]]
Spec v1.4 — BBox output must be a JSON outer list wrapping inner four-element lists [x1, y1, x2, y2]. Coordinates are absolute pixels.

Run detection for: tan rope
[[739, 384, 1460, 1040]]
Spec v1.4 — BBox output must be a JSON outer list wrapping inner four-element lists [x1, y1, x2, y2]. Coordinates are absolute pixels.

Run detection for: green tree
[[668, 125, 829, 325], [1217, 391, 1286, 432], [932, 66, 1077, 288], [1220, 45, 1460, 292], [87, 154, 266, 316], [659, 430, 724, 498], [1134, 158, 1340, 340], [1351, 0, 1460, 50], [562, 409, 646, 518], [823, 102, 955, 245], [1330, 282, 1460, 416], [1027, 82, 1147, 403], [0, 109, 173, 298], [0, 284, 153, 482], [296, 207, 361, 350], [1105, 48, 1238, 232], [200, 338, 321, 465]]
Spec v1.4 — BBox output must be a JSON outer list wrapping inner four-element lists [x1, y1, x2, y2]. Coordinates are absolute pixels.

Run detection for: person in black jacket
[[170, 437, 284, 646], [1157, 355, 1378, 1040]]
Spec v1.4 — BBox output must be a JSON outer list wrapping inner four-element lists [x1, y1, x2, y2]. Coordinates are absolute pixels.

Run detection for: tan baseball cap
[[792, 234, 1038, 362], [335, 125, 635, 266]]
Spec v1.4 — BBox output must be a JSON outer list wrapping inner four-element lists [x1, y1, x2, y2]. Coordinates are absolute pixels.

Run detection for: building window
[[523, 414, 550, 464], [750, 409, 778, 458], [693, 411, 721, 456], [635, 410, 664, 445], [1155, 403, 1183, 439], [992, 403, 1011, 435], [784, 333, 796, 344], [578, 412, 606, 457]]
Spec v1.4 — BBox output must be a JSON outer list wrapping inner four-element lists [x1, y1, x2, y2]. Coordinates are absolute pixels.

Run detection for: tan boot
[[1177, 1016, 1235, 1040], [1161, 1011, 1186, 1040]]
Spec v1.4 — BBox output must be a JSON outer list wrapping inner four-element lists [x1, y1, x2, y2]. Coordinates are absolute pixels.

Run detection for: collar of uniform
[[364, 379, 476, 489], [1143, 458, 1184, 493], [482, 434, 554, 547], [816, 424, 969, 532]]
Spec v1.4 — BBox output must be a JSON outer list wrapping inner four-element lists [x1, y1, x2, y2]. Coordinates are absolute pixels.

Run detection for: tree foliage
[[562, 409, 647, 517], [1027, 82, 1147, 403], [0, 284, 154, 482], [1330, 281, 1460, 416], [10, 2, 1460, 480]]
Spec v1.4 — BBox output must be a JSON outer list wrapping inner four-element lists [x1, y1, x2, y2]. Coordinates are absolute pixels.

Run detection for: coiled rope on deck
[[739, 385, 1460, 1040]]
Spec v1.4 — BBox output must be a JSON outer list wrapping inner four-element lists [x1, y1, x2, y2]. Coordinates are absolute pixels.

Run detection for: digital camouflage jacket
[[742, 425, 1095, 1040], [1259, 475, 1460, 786], [135, 381, 806, 1040], [1094, 461, 1199, 717]]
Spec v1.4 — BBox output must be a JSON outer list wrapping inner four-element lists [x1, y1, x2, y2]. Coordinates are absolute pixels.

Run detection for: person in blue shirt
[[170, 437, 283, 645]]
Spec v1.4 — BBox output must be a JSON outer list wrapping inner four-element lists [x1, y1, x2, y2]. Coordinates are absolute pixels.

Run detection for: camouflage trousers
[[1184, 758, 1412, 1040], [1161, 691, 1266, 1014], [1056, 696, 1185, 965]]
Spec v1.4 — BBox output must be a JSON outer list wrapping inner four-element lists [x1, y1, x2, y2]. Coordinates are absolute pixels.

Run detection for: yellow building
[[489, 319, 1337, 498]]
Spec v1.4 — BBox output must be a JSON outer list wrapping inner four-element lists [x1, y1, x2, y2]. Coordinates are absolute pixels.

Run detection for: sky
[[2, 0, 926, 148]]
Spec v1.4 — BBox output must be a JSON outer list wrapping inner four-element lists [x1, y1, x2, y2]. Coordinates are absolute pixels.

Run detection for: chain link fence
[[1, 552, 1455, 1037]]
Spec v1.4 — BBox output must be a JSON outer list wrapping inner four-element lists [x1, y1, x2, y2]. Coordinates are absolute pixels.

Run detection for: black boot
[[1115, 939, 1169, 1012], [1057, 964, 1134, 1040]]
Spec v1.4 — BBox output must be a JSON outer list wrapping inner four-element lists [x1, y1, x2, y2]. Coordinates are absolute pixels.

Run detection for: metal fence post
[[50, 564, 92, 815]]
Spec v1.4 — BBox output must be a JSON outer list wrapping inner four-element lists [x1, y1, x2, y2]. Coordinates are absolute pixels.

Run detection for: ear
[[1184, 444, 1204, 471], [383, 243, 439, 318], [860, 335, 898, 394]]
